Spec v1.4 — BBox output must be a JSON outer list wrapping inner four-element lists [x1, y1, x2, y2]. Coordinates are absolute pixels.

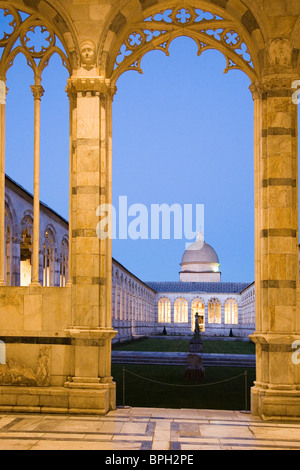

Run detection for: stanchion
[[123, 366, 126, 407], [245, 370, 248, 412]]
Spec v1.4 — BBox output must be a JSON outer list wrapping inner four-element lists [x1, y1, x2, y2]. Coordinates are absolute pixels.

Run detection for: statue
[[185, 313, 205, 382], [194, 313, 201, 339]]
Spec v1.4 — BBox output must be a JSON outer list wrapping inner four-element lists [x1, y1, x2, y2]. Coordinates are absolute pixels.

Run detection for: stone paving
[[1, 408, 300, 450]]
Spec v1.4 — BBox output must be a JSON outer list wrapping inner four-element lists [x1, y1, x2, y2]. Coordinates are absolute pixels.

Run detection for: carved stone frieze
[[0, 346, 50, 387]]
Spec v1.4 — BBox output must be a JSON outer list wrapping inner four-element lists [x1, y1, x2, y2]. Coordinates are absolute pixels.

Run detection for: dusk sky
[[4, 35, 270, 284]]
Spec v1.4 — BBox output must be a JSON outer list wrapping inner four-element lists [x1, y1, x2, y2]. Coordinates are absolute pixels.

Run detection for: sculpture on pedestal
[[185, 313, 205, 382]]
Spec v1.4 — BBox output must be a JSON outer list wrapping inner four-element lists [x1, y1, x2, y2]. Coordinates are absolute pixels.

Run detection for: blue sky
[[5, 36, 257, 283]]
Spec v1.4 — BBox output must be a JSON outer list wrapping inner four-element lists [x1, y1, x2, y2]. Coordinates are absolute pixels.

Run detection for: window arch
[[191, 298, 205, 332], [208, 298, 221, 324], [60, 238, 69, 287], [20, 214, 33, 287], [174, 298, 188, 323], [158, 297, 171, 323], [43, 228, 56, 287], [225, 298, 238, 325], [5, 208, 12, 286]]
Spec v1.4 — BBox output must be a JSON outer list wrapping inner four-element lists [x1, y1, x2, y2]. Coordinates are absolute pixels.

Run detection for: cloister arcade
[[0, 0, 299, 420]]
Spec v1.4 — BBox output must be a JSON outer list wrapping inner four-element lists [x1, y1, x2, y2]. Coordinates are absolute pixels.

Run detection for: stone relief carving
[[268, 38, 292, 67], [0, 347, 50, 387], [36, 347, 51, 386], [80, 40, 97, 70]]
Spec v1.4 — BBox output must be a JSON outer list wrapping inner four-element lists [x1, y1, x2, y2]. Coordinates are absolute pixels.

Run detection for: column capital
[[30, 85, 45, 101], [249, 75, 299, 100], [0, 80, 8, 105], [66, 77, 117, 100]]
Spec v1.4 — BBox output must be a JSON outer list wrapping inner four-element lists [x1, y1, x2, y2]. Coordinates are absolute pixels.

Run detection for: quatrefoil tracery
[[112, 5, 256, 82]]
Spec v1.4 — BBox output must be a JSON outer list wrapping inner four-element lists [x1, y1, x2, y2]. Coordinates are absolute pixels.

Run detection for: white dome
[[180, 233, 221, 282], [181, 240, 219, 265]]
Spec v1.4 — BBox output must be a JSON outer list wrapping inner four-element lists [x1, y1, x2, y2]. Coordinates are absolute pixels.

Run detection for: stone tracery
[[111, 4, 256, 82]]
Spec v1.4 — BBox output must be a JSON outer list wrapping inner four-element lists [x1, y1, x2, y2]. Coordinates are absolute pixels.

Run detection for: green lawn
[[112, 364, 255, 411], [112, 338, 255, 355]]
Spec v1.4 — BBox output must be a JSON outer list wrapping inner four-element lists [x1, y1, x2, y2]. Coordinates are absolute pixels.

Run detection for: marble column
[[0, 80, 6, 286], [250, 76, 300, 420], [65, 77, 117, 401], [30, 83, 44, 287]]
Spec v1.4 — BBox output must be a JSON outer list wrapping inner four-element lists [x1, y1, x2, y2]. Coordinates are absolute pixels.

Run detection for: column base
[[252, 383, 300, 421], [0, 384, 116, 415]]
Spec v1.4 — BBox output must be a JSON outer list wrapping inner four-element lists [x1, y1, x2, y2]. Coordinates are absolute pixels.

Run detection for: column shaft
[[0, 81, 6, 286], [31, 84, 44, 286]]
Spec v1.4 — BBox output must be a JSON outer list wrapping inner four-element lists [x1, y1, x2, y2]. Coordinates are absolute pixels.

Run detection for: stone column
[[250, 76, 300, 420], [0, 80, 6, 286], [64, 77, 117, 409], [30, 83, 44, 287]]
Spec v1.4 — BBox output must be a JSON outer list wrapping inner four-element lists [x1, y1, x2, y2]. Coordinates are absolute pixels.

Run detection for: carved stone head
[[268, 38, 292, 67], [80, 40, 96, 70]]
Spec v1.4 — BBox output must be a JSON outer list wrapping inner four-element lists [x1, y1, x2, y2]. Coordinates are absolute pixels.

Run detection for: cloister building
[[4, 174, 256, 342]]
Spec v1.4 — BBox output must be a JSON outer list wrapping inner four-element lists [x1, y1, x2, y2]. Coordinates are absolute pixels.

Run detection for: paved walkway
[[1, 408, 300, 450]]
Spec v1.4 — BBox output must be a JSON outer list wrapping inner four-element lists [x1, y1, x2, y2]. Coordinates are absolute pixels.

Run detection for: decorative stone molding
[[30, 84, 45, 101], [66, 77, 117, 99], [249, 75, 299, 99]]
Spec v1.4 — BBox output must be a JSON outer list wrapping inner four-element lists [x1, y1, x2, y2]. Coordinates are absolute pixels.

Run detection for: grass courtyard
[[112, 337, 256, 355], [112, 337, 256, 410], [112, 364, 255, 411]]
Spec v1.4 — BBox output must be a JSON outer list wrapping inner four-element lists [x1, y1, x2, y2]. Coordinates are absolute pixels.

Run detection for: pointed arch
[[98, 0, 267, 85]]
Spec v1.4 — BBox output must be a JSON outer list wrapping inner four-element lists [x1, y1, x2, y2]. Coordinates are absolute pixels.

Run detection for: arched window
[[5, 215, 12, 286], [158, 298, 171, 323], [208, 298, 221, 324], [60, 238, 69, 287], [20, 215, 33, 287], [43, 228, 55, 287], [191, 299, 205, 332], [225, 298, 238, 324], [174, 298, 188, 323]]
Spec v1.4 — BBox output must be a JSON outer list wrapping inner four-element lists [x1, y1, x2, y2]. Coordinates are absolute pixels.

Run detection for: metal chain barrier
[[122, 367, 249, 411]]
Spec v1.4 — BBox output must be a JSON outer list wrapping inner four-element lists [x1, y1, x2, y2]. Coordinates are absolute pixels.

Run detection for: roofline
[[239, 281, 255, 294], [112, 258, 157, 293], [5, 174, 69, 227]]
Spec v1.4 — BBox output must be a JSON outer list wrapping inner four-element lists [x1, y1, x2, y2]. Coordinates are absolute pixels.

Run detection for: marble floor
[[0, 408, 300, 450]]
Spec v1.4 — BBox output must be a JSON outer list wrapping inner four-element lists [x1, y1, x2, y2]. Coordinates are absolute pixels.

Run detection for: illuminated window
[[191, 299, 205, 332], [20, 216, 33, 287], [43, 229, 55, 287], [60, 238, 69, 287], [225, 298, 238, 324], [174, 298, 188, 323], [208, 298, 221, 324], [158, 298, 171, 323]]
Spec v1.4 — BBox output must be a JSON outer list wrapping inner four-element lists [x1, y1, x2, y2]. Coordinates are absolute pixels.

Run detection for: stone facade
[[0, 0, 300, 420]]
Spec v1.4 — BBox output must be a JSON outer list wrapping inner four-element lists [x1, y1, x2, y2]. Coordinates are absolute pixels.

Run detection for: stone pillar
[[250, 76, 300, 421], [64, 77, 117, 411], [0, 80, 6, 286], [30, 83, 44, 287]]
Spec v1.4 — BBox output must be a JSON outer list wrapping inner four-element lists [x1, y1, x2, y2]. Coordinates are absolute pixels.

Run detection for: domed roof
[[181, 233, 219, 265]]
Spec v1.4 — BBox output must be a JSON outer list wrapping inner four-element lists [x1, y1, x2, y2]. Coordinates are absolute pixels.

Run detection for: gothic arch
[[98, 0, 267, 85], [0, 0, 80, 73], [4, 193, 17, 238]]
